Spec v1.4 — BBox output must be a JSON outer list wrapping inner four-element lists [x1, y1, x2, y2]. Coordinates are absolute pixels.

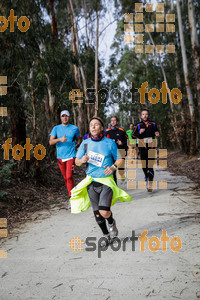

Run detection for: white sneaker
[[108, 219, 118, 239], [147, 182, 153, 192], [100, 234, 111, 248]]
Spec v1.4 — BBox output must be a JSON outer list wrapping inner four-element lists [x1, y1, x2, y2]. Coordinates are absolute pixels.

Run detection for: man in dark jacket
[[105, 116, 128, 183], [132, 109, 159, 192]]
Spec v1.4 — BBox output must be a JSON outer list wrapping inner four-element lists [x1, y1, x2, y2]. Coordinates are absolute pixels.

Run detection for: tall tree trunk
[[45, 73, 56, 114], [28, 69, 41, 176], [71, 1, 91, 125], [72, 103, 77, 126], [188, 0, 200, 147], [46, 0, 58, 118], [83, 0, 91, 124], [174, 54, 185, 121], [94, 10, 99, 117], [49, 0, 58, 38], [173, 54, 188, 150], [39, 42, 56, 147], [68, 0, 84, 137], [9, 82, 26, 146], [40, 43, 56, 118], [176, 0, 196, 155], [83, 0, 90, 56], [171, 0, 174, 10]]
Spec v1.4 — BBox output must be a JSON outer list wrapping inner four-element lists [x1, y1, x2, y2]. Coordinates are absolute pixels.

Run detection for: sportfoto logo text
[[0, 9, 30, 32], [69, 230, 182, 258]]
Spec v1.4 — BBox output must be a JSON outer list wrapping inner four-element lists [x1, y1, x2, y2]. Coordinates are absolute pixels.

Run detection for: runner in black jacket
[[105, 116, 128, 183], [132, 109, 159, 191]]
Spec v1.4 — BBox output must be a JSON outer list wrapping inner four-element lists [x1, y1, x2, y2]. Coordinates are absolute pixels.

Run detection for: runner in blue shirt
[[75, 117, 124, 247], [77, 132, 120, 178], [49, 110, 81, 207]]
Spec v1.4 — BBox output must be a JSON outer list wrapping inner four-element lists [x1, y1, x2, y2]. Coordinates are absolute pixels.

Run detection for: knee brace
[[94, 210, 105, 224]]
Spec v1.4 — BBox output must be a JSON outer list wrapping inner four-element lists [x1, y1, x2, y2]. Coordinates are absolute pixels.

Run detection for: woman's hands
[[81, 153, 89, 164], [104, 165, 115, 175], [75, 154, 89, 166]]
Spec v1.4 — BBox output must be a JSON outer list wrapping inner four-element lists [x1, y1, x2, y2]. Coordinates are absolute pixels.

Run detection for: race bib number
[[88, 151, 105, 167]]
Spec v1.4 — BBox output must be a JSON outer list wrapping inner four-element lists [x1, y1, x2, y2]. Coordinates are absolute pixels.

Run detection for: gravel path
[[0, 168, 200, 300]]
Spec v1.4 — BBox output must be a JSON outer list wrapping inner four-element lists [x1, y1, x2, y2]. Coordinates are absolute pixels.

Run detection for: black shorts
[[87, 181, 113, 211]]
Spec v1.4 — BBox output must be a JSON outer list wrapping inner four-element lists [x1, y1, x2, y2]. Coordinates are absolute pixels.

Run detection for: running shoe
[[100, 233, 111, 248], [147, 182, 153, 192], [108, 219, 118, 239]]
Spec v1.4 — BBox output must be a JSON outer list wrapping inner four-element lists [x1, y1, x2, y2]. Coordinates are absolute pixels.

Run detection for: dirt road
[[0, 168, 200, 299]]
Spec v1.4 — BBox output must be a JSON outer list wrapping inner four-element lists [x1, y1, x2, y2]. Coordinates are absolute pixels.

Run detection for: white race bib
[[88, 151, 105, 167]]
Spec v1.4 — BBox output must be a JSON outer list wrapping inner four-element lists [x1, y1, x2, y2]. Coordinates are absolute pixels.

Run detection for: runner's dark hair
[[140, 109, 149, 115], [110, 116, 119, 121]]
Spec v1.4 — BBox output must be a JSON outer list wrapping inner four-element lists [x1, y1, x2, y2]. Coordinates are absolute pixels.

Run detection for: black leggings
[[139, 147, 154, 181]]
